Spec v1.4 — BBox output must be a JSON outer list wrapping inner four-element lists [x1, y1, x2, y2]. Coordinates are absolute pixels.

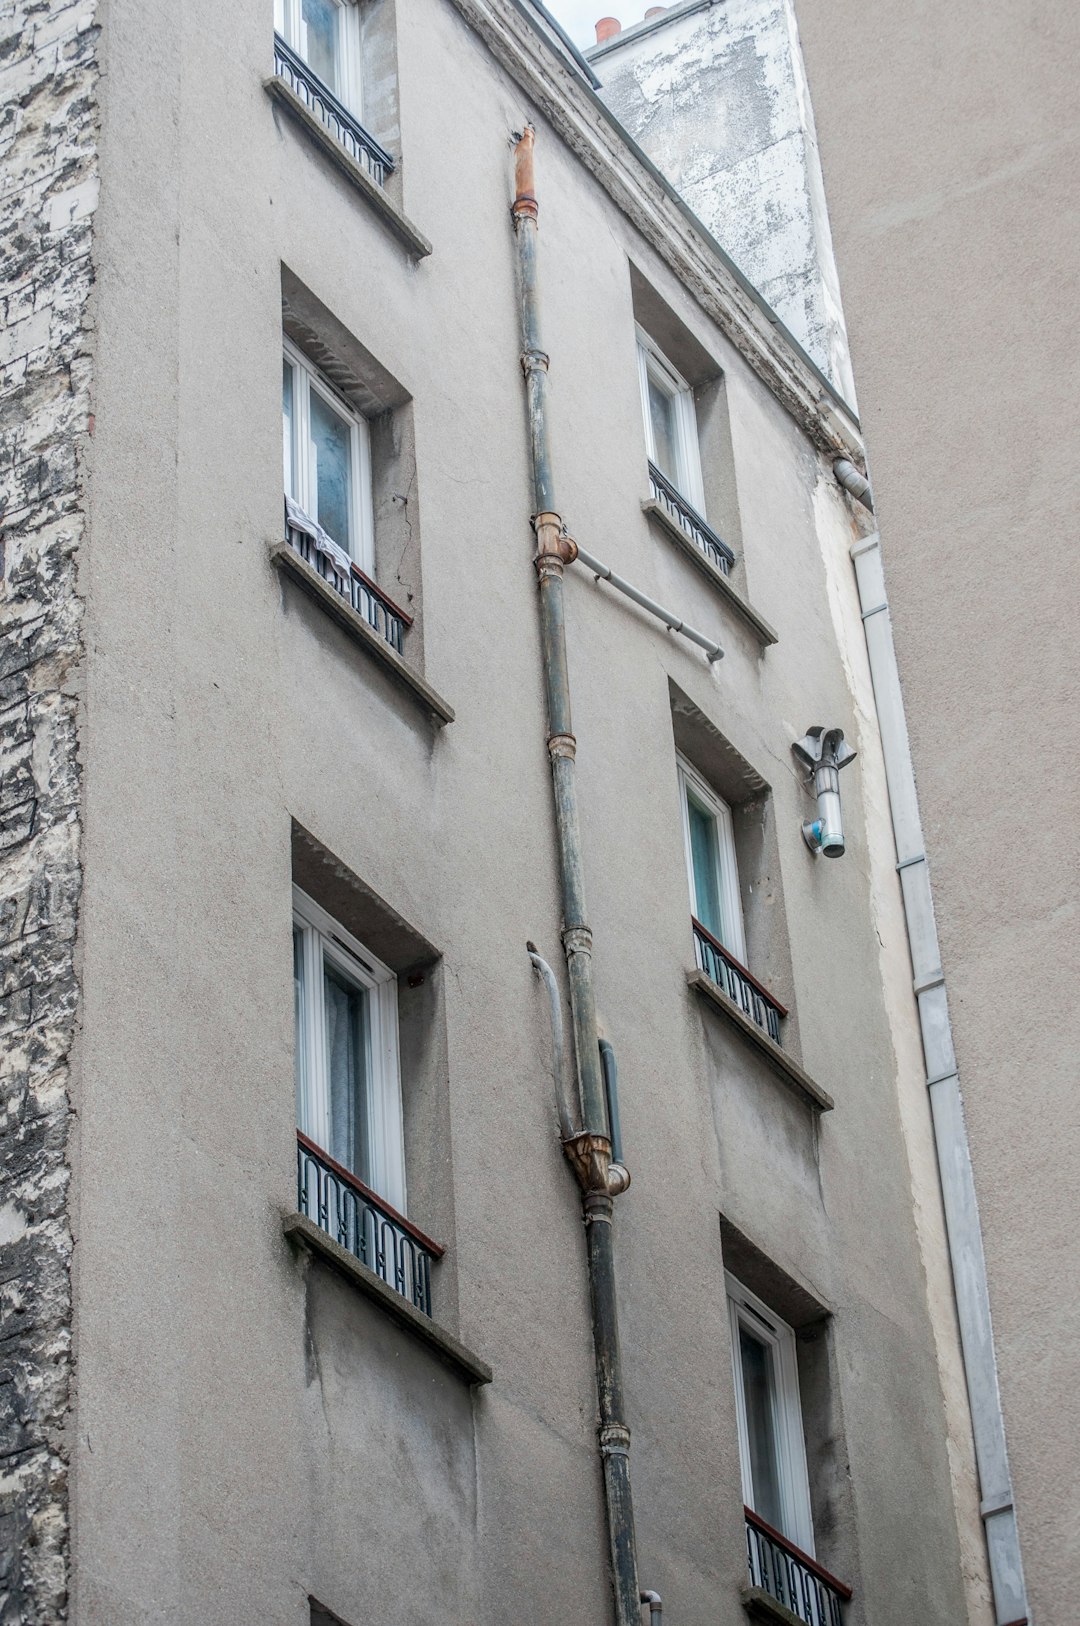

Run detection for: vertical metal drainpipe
[[848, 523, 1029, 1626], [512, 125, 642, 1626]]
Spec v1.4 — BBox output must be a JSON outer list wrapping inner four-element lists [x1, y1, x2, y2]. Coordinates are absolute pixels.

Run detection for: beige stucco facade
[[0, 2, 1007, 1622], [793, 4, 1079, 1622]]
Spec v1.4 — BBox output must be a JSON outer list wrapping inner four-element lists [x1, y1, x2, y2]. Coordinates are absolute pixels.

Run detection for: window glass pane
[[648, 370, 679, 485], [739, 1325, 785, 1534], [301, 0, 340, 93], [309, 387, 354, 552], [293, 925, 307, 1127], [323, 961, 371, 1183], [688, 791, 725, 942], [282, 359, 296, 501]]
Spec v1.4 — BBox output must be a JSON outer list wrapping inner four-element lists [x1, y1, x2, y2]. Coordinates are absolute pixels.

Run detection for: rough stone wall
[[0, 1, 97, 1618], [592, 0, 855, 404]]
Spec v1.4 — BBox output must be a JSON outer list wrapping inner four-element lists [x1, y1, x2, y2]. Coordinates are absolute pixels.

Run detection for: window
[[293, 886, 405, 1213], [679, 754, 745, 962], [274, 0, 362, 112], [283, 339, 373, 573], [727, 1274, 815, 1553], [637, 326, 706, 512]]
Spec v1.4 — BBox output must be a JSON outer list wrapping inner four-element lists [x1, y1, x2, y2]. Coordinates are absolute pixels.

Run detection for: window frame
[[292, 885, 406, 1214], [678, 754, 746, 963], [636, 325, 707, 513], [726, 1273, 815, 1555], [283, 337, 374, 574], [274, 0, 364, 115]]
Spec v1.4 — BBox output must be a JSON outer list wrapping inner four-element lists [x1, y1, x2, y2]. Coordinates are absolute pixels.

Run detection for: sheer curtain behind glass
[[302, 0, 341, 93], [309, 388, 354, 553], [688, 790, 725, 943], [648, 371, 679, 484], [323, 961, 372, 1183]]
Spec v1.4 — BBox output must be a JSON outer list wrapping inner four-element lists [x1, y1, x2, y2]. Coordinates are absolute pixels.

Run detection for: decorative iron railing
[[296, 1131, 443, 1318], [692, 918, 786, 1046], [745, 1508, 851, 1626], [284, 507, 412, 654], [273, 33, 395, 186], [648, 461, 736, 577]]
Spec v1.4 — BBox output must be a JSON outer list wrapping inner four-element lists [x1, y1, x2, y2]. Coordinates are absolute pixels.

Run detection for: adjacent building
[[792, 3, 1078, 1623], [1, 2, 1006, 1624]]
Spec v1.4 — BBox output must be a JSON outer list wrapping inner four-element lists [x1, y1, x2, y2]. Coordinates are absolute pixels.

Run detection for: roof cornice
[[445, 0, 864, 461]]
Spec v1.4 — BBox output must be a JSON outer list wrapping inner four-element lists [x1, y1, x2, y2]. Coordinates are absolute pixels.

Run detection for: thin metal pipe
[[639, 1592, 663, 1625], [598, 1039, 623, 1166], [528, 944, 580, 1141], [575, 544, 724, 662], [512, 124, 642, 1626]]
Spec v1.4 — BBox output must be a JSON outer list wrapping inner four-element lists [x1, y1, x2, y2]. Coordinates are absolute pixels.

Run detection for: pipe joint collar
[[520, 346, 549, 375], [562, 924, 593, 956], [547, 732, 577, 761], [599, 1422, 631, 1458]]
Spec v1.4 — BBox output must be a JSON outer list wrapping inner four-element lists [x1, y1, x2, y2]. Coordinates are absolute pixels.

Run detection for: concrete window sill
[[284, 1211, 492, 1387], [270, 542, 455, 726], [741, 1585, 811, 1626], [265, 76, 432, 261], [642, 500, 778, 648], [686, 968, 834, 1112]]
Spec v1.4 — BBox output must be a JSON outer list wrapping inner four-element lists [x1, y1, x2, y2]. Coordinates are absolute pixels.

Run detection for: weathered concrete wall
[[0, 1, 97, 1618], [793, 2, 1080, 1621], [591, 0, 855, 402]]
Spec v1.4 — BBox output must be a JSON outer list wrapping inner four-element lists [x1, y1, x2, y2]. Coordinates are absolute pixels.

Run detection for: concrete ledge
[[642, 500, 779, 647], [741, 1585, 807, 1626], [686, 969, 834, 1112], [284, 1212, 492, 1386], [265, 76, 432, 260], [270, 542, 455, 726]]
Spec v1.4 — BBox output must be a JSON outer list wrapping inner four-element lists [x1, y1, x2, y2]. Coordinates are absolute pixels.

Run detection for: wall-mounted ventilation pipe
[[834, 457, 874, 512], [846, 525, 1028, 1626], [512, 125, 642, 1626], [639, 1591, 663, 1624], [575, 544, 724, 662], [792, 727, 857, 856]]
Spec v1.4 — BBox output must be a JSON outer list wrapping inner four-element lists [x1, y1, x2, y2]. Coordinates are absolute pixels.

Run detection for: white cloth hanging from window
[[284, 493, 354, 582]]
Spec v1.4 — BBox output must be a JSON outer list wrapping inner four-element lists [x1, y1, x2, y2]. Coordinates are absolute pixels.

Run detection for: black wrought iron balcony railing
[[296, 1131, 443, 1318], [692, 918, 786, 1046], [273, 33, 395, 186], [648, 461, 736, 577], [284, 503, 412, 655], [745, 1507, 851, 1626]]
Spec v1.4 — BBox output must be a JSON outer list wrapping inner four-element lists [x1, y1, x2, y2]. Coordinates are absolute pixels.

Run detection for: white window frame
[[727, 1273, 815, 1555], [283, 337, 374, 574], [292, 886, 406, 1214], [678, 754, 746, 963], [636, 325, 707, 513], [274, 0, 364, 114]]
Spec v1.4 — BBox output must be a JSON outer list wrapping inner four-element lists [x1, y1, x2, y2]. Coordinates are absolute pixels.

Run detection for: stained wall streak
[[0, 1, 98, 1618]]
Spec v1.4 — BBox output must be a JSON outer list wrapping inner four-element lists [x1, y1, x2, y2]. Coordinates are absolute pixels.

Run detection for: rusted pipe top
[[512, 125, 538, 220]]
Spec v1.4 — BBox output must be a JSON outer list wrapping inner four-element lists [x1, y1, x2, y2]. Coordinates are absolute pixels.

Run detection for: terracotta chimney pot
[[595, 17, 622, 43]]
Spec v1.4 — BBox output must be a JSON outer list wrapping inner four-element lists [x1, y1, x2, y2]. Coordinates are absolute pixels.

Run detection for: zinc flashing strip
[[849, 531, 1029, 1624]]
